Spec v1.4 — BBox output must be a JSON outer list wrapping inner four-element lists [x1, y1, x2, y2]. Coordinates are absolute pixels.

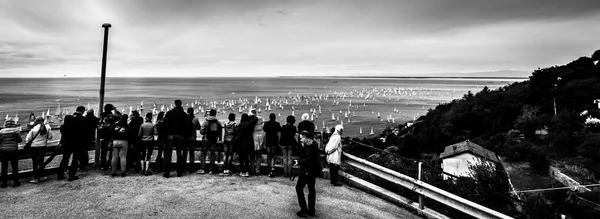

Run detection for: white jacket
[[25, 124, 53, 147], [325, 132, 342, 165]]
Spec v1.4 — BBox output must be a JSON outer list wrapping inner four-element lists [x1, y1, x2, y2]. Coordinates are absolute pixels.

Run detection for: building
[[439, 140, 499, 179]]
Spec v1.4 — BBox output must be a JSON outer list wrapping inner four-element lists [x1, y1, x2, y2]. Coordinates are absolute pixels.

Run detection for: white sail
[[359, 127, 363, 134], [369, 127, 374, 135], [331, 113, 336, 121], [55, 104, 61, 116]]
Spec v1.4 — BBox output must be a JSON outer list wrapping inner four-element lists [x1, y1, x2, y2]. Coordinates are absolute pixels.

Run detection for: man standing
[[162, 100, 188, 178], [82, 109, 99, 171], [128, 110, 143, 173], [199, 109, 222, 174], [295, 131, 321, 217], [183, 107, 200, 173], [58, 106, 87, 181], [263, 113, 281, 177]]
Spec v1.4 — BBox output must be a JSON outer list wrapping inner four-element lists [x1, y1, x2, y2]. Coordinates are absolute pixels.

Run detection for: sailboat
[[359, 127, 363, 134], [369, 127, 375, 135], [55, 104, 61, 116], [322, 120, 325, 130], [331, 113, 336, 121], [377, 111, 381, 119]]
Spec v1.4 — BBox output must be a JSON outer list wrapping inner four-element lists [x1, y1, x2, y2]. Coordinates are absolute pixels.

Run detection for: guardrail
[[342, 153, 513, 219]]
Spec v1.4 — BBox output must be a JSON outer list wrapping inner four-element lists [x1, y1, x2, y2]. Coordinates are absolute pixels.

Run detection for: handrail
[[342, 153, 513, 219]]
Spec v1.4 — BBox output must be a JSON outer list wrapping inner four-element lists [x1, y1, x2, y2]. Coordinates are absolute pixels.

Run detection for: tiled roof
[[439, 140, 499, 163]]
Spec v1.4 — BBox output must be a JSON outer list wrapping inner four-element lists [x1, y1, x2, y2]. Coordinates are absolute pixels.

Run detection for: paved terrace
[[0, 170, 421, 219]]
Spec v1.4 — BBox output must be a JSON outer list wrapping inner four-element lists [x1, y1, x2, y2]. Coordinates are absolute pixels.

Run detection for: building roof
[[439, 140, 499, 163]]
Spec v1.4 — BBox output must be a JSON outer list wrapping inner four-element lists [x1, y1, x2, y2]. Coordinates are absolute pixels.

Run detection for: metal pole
[[418, 162, 424, 210], [553, 98, 557, 116], [95, 23, 111, 167]]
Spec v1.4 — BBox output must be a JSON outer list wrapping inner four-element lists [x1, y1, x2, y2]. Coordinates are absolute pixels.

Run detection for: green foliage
[[514, 105, 542, 140]]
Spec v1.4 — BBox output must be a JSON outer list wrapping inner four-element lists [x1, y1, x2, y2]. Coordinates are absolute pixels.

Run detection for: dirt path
[[0, 170, 420, 219]]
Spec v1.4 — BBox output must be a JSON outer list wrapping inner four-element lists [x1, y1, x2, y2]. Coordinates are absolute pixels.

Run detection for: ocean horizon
[[0, 77, 521, 136]]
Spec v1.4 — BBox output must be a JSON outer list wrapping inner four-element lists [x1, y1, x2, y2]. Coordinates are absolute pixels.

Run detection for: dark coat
[[0, 127, 22, 152], [237, 119, 257, 154], [128, 116, 143, 143], [63, 112, 87, 147], [84, 113, 99, 142], [163, 106, 188, 136], [297, 140, 322, 176]]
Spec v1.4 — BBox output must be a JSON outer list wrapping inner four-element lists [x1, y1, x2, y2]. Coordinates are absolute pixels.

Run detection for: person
[[138, 112, 155, 176], [199, 109, 222, 174], [183, 107, 199, 173], [250, 109, 265, 175], [162, 100, 188, 178], [128, 110, 143, 173], [111, 114, 130, 177], [263, 113, 281, 177], [221, 113, 237, 176], [0, 118, 22, 187], [82, 109, 99, 171], [98, 104, 119, 171], [237, 113, 254, 177], [57, 106, 87, 181], [280, 115, 297, 177], [294, 131, 321, 217], [154, 112, 166, 173], [297, 113, 315, 139], [26, 116, 53, 183], [325, 125, 343, 186]]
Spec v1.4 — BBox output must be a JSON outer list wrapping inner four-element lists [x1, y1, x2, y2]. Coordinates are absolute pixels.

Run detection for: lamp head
[[102, 23, 112, 28]]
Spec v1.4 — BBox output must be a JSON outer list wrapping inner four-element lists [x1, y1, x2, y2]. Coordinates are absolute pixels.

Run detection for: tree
[[514, 105, 542, 140], [592, 49, 600, 61]]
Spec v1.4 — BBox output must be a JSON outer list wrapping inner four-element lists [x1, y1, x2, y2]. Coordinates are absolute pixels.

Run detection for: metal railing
[[342, 152, 513, 219]]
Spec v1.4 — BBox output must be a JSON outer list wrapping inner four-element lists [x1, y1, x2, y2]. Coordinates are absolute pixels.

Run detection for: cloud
[[1, 0, 600, 77]]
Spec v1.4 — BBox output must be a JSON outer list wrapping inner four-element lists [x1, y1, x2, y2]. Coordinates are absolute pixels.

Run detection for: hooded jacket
[[325, 126, 343, 165], [26, 123, 53, 148]]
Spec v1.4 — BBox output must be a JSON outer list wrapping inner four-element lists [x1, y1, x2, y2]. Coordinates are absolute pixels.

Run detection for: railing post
[[418, 162, 424, 210]]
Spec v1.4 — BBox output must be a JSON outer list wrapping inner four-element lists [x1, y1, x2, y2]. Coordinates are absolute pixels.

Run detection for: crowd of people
[[0, 99, 347, 217]]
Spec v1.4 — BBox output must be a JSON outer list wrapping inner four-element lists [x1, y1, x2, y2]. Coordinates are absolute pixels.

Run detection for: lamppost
[[553, 77, 561, 116], [96, 23, 111, 167]]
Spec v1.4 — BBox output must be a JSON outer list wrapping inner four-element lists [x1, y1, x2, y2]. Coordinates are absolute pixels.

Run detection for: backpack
[[97, 117, 111, 139], [205, 119, 221, 141]]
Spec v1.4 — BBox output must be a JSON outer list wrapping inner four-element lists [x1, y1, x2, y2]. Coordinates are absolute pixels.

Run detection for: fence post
[[418, 162, 424, 210]]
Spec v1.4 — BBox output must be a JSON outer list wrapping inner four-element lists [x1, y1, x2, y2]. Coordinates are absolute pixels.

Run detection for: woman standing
[[154, 112, 166, 173], [26, 117, 53, 183], [138, 112, 155, 176], [325, 125, 343, 186], [250, 110, 265, 175], [0, 118, 22, 187], [279, 115, 297, 177], [111, 115, 130, 177]]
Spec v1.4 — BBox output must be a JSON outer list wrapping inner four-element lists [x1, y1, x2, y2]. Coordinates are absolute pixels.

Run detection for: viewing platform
[[0, 170, 421, 219]]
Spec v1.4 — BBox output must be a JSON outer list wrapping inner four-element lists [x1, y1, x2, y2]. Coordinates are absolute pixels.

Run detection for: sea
[[0, 77, 524, 137]]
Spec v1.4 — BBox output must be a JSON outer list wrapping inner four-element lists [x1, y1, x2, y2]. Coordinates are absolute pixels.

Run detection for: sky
[[1, 0, 600, 78]]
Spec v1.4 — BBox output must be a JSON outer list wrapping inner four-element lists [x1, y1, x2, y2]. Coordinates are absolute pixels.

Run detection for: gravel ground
[[0, 170, 420, 219]]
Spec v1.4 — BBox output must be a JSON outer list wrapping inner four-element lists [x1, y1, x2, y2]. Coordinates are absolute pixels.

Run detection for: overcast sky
[[1, 0, 599, 77]]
